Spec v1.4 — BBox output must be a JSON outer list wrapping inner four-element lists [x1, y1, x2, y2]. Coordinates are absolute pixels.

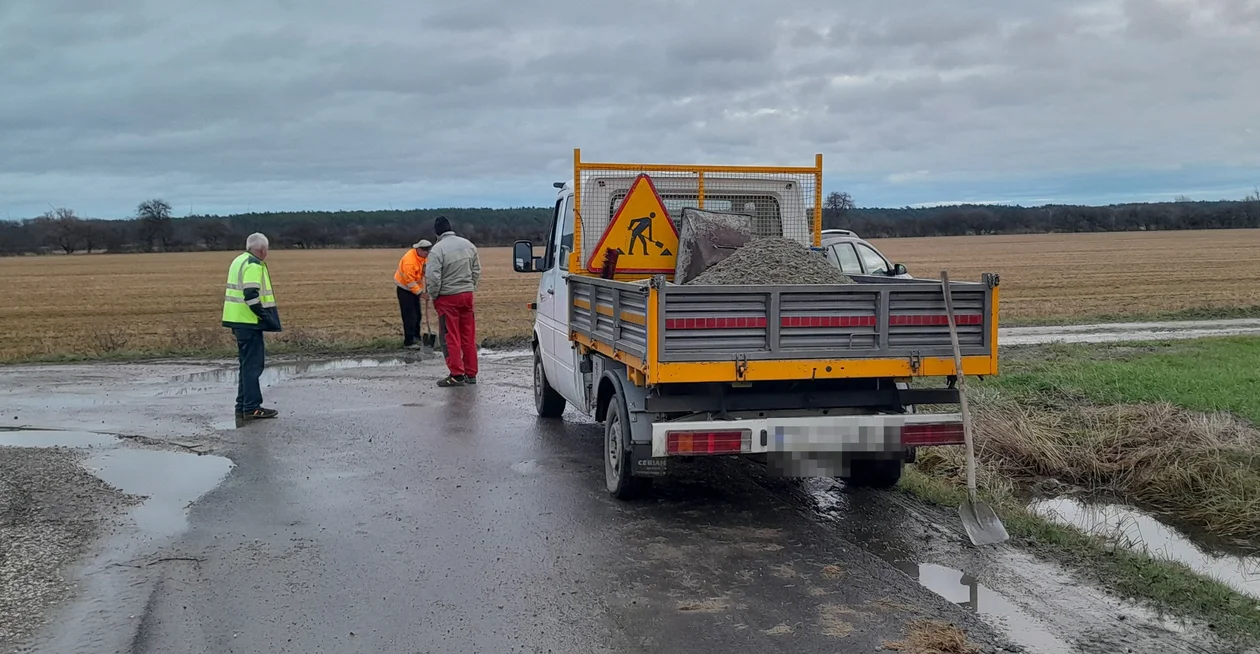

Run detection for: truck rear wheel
[[843, 458, 904, 489], [533, 346, 566, 418], [604, 387, 650, 500]]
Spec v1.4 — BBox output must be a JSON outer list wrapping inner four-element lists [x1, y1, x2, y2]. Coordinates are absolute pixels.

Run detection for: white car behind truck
[[514, 150, 1001, 499]]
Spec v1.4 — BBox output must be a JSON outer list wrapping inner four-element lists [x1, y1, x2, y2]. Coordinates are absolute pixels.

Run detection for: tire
[[843, 458, 904, 489], [604, 386, 651, 500], [533, 346, 566, 418]]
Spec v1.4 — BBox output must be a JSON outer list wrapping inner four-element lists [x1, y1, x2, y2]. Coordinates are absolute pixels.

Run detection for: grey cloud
[[2, 0, 1258, 216]]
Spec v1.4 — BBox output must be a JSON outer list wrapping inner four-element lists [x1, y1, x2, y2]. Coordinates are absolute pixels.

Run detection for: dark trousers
[[434, 292, 478, 378], [234, 328, 265, 413], [397, 287, 423, 345]]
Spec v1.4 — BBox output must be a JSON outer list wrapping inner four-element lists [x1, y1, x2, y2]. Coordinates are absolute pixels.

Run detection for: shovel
[[941, 270, 1009, 547], [421, 296, 437, 349]]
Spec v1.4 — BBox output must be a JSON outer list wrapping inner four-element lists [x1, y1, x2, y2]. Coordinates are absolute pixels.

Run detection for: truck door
[[538, 194, 583, 405]]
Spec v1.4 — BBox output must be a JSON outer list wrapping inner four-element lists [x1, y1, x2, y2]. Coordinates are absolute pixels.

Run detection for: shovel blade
[[422, 333, 437, 347], [959, 500, 1009, 546]]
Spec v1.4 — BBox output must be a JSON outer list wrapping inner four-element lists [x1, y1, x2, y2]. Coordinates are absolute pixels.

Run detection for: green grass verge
[[902, 335, 1260, 640], [1001, 304, 1260, 327], [989, 335, 1260, 424], [898, 468, 1260, 640]]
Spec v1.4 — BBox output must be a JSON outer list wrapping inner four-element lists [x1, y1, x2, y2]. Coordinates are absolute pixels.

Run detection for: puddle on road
[[896, 561, 1074, 654], [800, 480, 1202, 654], [480, 348, 531, 361], [162, 356, 410, 395], [1031, 497, 1260, 600], [0, 429, 117, 448], [83, 448, 233, 538], [800, 481, 1073, 652], [1, 427, 234, 539]]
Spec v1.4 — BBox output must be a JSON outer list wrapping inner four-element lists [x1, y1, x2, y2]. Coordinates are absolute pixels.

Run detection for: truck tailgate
[[570, 274, 999, 384]]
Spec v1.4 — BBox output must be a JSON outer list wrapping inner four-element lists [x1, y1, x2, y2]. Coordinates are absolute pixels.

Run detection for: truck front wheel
[[604, 387, 650, 499], [842, 458, 904, 489], [533, 347, 566, 418]]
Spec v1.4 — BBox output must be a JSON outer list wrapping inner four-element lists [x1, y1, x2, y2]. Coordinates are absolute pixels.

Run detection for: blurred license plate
[[773, 423, 896, 452]]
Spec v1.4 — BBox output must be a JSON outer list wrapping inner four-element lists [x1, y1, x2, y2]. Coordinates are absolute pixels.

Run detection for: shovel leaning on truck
[[941, 269, 1009, 546]]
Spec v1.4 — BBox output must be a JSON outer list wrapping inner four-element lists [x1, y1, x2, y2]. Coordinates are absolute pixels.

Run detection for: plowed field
[[2, 229, 1259, 362]]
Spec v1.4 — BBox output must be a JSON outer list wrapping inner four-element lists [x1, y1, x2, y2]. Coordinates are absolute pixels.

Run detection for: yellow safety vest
[[222, 252, 279, 330]]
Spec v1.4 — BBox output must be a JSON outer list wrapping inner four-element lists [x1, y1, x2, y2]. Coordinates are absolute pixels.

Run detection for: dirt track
[[1000, 318, 1260, 345]]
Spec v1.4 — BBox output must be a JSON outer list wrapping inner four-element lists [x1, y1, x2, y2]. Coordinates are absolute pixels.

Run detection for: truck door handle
[[546, 287, 555, 295]]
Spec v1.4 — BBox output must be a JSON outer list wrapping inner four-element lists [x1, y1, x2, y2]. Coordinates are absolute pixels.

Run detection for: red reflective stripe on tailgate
[[665, 317, 768, 330], [889, 314, 983, 326], [778, 316, 877, 328]]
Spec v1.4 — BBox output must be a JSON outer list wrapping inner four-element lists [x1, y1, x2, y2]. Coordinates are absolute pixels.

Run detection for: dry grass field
[[870, 228, 1260, 322], [2, 228, 1260, 362]]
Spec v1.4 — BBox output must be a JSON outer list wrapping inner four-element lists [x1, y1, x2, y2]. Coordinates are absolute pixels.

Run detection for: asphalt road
[[5, 334, 1246, 654], [6, 352, 1016, 654]]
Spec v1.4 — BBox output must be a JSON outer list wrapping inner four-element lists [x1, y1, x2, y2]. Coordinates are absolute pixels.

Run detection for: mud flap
[[631, 444, 668, 477]]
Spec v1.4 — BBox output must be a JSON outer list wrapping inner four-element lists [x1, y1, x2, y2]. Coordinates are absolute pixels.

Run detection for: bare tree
[[824, 191, 855, 226], [196, 220, 232, 250], [43, 207, 82, 254], [136, 198, 174, 252], [80, 220, 106, 253]]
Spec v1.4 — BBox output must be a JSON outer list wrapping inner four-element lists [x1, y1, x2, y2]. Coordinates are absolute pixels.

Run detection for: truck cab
[[517, 181, 582, 410]]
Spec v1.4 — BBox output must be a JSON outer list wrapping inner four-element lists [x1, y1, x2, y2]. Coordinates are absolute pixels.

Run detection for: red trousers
[[434, 292, 478, 378]]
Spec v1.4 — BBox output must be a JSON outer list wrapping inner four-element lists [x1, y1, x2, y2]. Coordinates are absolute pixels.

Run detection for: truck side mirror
[[513, 241, 542, 273], [892, 263, 908, 276]]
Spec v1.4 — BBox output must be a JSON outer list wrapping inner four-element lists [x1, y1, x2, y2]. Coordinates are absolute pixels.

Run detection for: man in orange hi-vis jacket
[[394, 239, 432, 349]]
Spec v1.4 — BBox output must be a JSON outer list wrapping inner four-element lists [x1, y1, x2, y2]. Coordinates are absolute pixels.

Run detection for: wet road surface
[[0, 351, 1241, 653], [5, 354, 1014, 653]]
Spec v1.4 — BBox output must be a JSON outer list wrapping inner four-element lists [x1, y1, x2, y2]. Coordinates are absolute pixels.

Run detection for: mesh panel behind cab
[[576, 171, 814, 272]]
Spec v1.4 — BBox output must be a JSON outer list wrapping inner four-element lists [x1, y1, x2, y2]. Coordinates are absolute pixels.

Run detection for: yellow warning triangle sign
[[584, 174, 679, 274]]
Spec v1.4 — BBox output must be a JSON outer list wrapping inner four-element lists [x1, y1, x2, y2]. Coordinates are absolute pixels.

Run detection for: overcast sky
[[2, 0, 1259, 218]]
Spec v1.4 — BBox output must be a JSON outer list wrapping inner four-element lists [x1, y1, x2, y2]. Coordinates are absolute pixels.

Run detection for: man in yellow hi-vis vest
[[222, 232, 283, 421]]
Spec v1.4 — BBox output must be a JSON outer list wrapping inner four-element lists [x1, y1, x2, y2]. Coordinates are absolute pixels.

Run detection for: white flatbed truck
[[513, 150, 1000, 499]]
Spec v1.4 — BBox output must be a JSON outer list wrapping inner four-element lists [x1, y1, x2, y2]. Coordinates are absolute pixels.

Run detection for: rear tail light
[[666, 430, 749, 455], [901, 422, 965, 447]]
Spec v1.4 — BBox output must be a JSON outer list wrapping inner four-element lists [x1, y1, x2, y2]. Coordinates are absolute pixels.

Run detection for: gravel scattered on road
[[0, 447, 138, 650], [687, 237, 853, 286]]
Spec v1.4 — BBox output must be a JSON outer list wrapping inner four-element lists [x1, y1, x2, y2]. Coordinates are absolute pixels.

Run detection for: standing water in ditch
[[1030, 497, 1260, 600]]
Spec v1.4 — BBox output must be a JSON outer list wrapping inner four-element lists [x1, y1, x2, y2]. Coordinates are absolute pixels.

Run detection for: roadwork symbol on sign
[[584, 174, 679, 274]]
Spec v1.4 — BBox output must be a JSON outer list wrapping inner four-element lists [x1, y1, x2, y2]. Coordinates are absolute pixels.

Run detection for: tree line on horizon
[[2, 189, 1258, 256]]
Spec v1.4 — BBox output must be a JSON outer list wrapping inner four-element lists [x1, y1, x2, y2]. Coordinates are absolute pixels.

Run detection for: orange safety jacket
[[394, 248, 427, 295]]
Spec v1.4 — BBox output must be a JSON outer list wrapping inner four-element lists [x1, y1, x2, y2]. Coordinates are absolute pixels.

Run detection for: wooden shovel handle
[[941, 270, 979, 501]]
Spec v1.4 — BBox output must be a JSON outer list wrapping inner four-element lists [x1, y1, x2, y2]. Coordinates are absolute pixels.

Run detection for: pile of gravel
[[686, 237, 854, 286]]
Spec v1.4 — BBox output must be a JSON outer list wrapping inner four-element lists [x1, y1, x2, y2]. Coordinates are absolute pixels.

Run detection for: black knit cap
[[434, 215, 452, 238]]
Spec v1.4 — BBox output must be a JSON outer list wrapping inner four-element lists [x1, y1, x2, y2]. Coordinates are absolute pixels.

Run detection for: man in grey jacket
[[424, 215, 482, 387]]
